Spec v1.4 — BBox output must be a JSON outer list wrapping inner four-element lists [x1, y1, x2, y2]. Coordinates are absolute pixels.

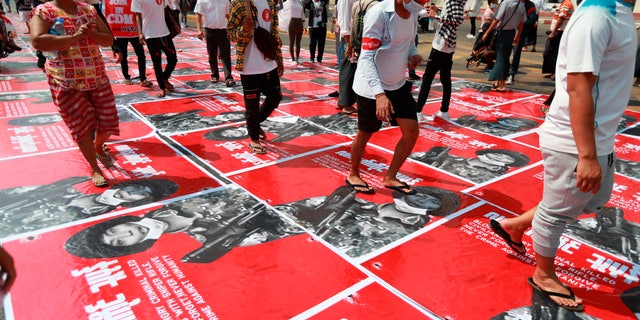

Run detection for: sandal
[[490, 87, 507, 92], [226, 79, 236, 87], [259, 128, 267, 140], [140, 80, 152, 87], [157, 90, 167, 98], [124, 79, 133, 85], [96, 152, 114, 166], [211, 77, 219, 83], [164, 81, 175, 92], [248, 143, 267, 154], [92, 172, 108, 187]]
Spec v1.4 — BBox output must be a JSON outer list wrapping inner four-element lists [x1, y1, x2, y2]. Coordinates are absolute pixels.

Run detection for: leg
[[146, 38, 166, 91], [116, 38, 131, 80], [258, 68, 282, 122], [438, 52, 454, 113], [347, 129, 374, 191], [77, 132, 107, 186], [496, 205, 536, 244], [130, 37, 148, 82], [309, 28, 317, 61], [288, 31, 296, 61], [416, 49, 443, 111], [316, 27, 326, 62], [205, 28, 220, 80], [240, 73, 262, 143], [162, 37, 178, 89], [218, 30, 234, 81], [383, 117, 418, 189], [470, 17, 476, 36]]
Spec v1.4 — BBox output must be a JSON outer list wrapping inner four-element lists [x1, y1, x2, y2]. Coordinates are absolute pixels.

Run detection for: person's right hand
[[0, 247, 16, 295], [139, 34, 146, 46], [197, 31, 204, 40], [576, 157, 602, 194]]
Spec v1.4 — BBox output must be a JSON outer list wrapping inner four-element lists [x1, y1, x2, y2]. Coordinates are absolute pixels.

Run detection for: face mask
[[404, 0, 425, 14], [490, 3, 497, 8]]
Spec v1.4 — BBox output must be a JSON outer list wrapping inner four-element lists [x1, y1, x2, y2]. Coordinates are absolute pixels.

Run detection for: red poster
[[369, 123, 542, 185], [305, 281, 432, 319], [3, 186, 366, 319], [230, 145, 478, 259], [281, 81, 339, 101], [0, 91, 58, 116], [614, 133, 640, 181], [364, 203, 640, 319], [131, 92, 247, 135], [0, 136, 221, 238], [0, 73, 50, 92], [497, 94, 550, 119], [170, 111, 354, 175]]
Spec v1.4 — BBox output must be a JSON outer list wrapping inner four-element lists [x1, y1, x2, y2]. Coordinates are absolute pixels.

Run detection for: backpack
[[351, 0, 381, 54]]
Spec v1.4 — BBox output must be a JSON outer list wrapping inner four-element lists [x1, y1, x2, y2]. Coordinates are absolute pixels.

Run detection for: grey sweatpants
[[532, 147, 616, 257]]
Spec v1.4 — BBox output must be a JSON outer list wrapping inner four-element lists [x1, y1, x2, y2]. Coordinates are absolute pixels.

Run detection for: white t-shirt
[[241, 0, 278, 75], [538, 0, 636, 155], [352, 0, 418, 98], [194, 0, 230, 29], [131, 0, 170, 39]]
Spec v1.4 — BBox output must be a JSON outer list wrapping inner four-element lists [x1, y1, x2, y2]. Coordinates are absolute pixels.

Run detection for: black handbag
[[164, 6, 181, 39], [253, 26, 278, 60]]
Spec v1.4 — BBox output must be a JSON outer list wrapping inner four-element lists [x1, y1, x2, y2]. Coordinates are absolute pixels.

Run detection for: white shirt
[[352, 0, 418, 98], [131, 0, 170, 38], [289, 0, 304, 18], [194, 0, 230, 29], [464, 0, 482, 17], [242, 0, 278, 75], [338, 0, 357, 37], [538, 0, 636, 155]]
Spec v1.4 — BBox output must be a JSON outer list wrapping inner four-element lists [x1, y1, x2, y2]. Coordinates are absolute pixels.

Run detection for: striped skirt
[[48, 78, 120, 142]]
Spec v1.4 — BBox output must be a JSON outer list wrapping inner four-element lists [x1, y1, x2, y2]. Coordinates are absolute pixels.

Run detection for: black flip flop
[[489, 219, 526, 254], [384, 182, 416, 195], [527, 277, 585, 312], [345, 179, 375, 194]]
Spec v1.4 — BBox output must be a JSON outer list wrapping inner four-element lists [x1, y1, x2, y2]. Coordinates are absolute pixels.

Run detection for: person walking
[[335, 0, 357, 113], [226, 0, 284, 154], [415, 0, 464, 121], [195, 0, 236, 86], [481, 0, 525, 92], [489, 0, 637, 312], [131, 0, 180, 98], [541, 0, 573, 79], [30, 0, 120, 187], [506, 0, 536, 85], [463, 0, 480, 38], [346, 0, 424, 195], [304, 0, 327, 63], [103, 0, 152, 87], [287, 0, 304, 64]]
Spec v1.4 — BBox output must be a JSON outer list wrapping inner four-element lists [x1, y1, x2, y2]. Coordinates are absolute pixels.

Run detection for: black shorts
[[356, 81, 417, 133]]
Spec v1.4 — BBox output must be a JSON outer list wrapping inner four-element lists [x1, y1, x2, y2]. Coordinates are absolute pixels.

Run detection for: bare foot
[[531, 274, 583, 310], [345, 175, 374, 193], [382, 177, 415, 194], [497, 219, 527, 244], [92, 170, 108, 187]]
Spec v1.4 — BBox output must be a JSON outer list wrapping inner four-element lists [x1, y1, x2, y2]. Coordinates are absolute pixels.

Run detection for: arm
[[481, 18, 498, 42], [30, 15, 91, 51], [567, 72, 600, 193], [0, 247, 16, 295], [87, 10, 114, 47], [134, 12, 145, 45], [196, 13, 204, 39]]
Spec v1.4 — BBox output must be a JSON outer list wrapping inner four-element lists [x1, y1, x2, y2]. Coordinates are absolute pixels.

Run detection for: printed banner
[[3, 186, 367, 319]]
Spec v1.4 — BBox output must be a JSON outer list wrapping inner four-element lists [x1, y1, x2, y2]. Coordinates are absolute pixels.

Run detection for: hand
[[197, 31, 204, 40], [375, 94, 394, 122], [114, 51, 123, 63], [0, 247, 16, 295], [243, 18, 255, 37], [575, 157, 602, 194], [407, 54, 423, 70], [139, 34, 146, 46], [345, 44, 353, 59]]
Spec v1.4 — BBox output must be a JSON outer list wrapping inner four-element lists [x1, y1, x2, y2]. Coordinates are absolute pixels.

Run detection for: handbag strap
[[498, 1, 521, 31]]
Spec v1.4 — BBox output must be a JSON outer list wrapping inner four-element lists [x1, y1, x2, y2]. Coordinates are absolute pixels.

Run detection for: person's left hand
[[113, 51, 123, 63], [408, 54, 423, 69], [575, 157, 602, 194], [375, 93, 393, 122]]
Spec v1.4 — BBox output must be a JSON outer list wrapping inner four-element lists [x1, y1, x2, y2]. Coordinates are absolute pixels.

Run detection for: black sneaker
[[408, 74, 420, 80], [328, 91, 339, 98]]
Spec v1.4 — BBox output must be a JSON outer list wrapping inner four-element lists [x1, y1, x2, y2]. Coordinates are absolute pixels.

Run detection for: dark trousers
[[308, 26, 326, 62], [240, 68, 282, 141], [542, 30, 563, 74], [205, 28, 233, 81], [337, 39, 357, 107], [115, 37, 147, 81], [146, 36, 177, 90], [469, 17, 477, 36], [417, 48, 454, 113], [509, 26, 533, 77], [488, 29, 515, 81]]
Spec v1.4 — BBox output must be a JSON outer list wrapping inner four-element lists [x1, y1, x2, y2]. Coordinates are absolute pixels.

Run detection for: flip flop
[[345, 179, 375, 194], [248, 143, 267, 154], [164, 81, 175, 92], [489, 219, 526, 254], [96, 152, 114, 167], [92, 172, 108, 187], [527, 278, 584, 312], [384, 182, 417, 195]]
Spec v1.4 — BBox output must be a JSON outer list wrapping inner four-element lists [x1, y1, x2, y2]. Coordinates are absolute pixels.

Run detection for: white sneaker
[[417, 112, 424, 122], [434, 111, 450, 120], [466, 34, 475, 39], [506, 75, 515, 85]]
